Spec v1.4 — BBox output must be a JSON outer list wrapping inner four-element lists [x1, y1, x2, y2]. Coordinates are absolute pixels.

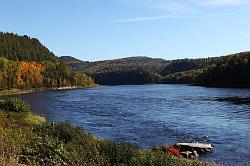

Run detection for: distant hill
[[60, 56, 83, 63], [60, 56, 168, 71], [61, 52, 250, 88], [60, 56, 218, 85], [0, 32, 94, 89], [60, 56, 92, 70], [60, 56, 169, 84]]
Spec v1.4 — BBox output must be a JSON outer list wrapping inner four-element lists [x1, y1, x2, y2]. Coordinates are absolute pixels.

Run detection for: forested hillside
[[0, 32, 94, 89], [0, 32, 57, 62], [61, 56, 168, 84], [62, 56, 168, 73], [161, 52, 250, 87], [161, 58, 219, 75], [61, 52, 250, 88], [199, 52, 250, 87], [60, 56, 217, 85]]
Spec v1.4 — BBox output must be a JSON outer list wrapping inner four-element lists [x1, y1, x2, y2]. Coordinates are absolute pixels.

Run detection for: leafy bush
[[1, 98, 30, 113], [33, 123, 86, 143], [98, 141, 138, 165], [20, 137, 70, 165]]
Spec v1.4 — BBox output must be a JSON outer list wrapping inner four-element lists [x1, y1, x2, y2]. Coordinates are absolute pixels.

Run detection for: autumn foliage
[[16, 61, 44, 87], [0, 57, 94, 89], [167, 147, 181, 156]]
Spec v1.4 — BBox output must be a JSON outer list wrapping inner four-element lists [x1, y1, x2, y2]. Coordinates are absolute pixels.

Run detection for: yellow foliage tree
[[16, 61, 44, 87]]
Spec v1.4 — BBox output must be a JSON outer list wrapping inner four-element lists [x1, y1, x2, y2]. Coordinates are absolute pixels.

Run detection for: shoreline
[[1, 83, 248, 97], [0, 84, 99, 97]]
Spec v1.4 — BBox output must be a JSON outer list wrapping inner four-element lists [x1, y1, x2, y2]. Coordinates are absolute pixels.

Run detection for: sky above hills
[[1, 0, 250, 61]]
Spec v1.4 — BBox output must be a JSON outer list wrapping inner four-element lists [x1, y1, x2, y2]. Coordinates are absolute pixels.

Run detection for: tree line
[[0, 57, 94, 89]]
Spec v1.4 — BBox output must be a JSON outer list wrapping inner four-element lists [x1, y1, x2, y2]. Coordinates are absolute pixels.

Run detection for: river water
[[19, 85, 250, 166]]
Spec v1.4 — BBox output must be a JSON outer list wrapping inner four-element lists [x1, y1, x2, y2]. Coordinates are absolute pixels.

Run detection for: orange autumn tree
[[16, 61, 44, 87]]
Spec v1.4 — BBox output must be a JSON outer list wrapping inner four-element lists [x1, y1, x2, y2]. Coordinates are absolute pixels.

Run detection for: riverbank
[[0, 84, 99, 97], [0, 98, 212, 166], [0, 88, 35, 96]]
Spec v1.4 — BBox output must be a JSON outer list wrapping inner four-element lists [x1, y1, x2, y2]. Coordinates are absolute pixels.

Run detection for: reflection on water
[[19, 85, 250, 166], [215, 97, 250, 105]]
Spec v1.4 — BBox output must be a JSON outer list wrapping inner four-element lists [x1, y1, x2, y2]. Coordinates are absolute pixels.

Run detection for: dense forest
[[61, 56, 167, 85], [0, 32, 57, 62], [199, 52, 250, 87], [0, 32, 94, 90], [61, 56, 223, 85], [61, 52, 250, 88]]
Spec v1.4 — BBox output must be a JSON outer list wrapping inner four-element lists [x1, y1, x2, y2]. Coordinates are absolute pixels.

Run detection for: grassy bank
[[0, 84, 99, 97], [0, 98, 212, 166], [0, 88, 35, 97]]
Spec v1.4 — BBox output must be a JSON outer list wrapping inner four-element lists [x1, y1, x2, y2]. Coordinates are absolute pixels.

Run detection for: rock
[[176, 143, 214, 150], [180, 151, 193, 159], [180, 150, 199, 159], [193, 150, 199, 158], [176, 142, 214, 154]]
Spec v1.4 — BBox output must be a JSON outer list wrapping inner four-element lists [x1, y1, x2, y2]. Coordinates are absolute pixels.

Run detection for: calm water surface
[[19, 85, 250, 166]]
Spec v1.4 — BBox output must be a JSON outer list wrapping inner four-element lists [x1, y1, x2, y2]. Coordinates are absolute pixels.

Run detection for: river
[[18, 84, 250, 166]]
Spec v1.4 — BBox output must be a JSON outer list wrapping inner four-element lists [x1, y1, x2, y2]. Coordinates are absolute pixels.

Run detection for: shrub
[[33, 123, 86, 143], [2, 98, 30, 113], [167, 147, 180, 156], [98, 141, 138, 165], [20, 137, 70, 165]]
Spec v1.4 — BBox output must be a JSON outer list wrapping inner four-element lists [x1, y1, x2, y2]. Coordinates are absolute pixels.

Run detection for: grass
[[0, 88, 34, 97], [24, 113, 46, 125], [0, 99, 213, 166], [0, 85, 99, 97]]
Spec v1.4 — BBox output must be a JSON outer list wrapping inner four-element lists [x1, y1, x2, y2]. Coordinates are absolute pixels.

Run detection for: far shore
[[0, 84, 98, 97]]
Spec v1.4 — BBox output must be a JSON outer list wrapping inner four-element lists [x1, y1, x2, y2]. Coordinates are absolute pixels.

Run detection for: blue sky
[[1, 0, 250, 61]]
